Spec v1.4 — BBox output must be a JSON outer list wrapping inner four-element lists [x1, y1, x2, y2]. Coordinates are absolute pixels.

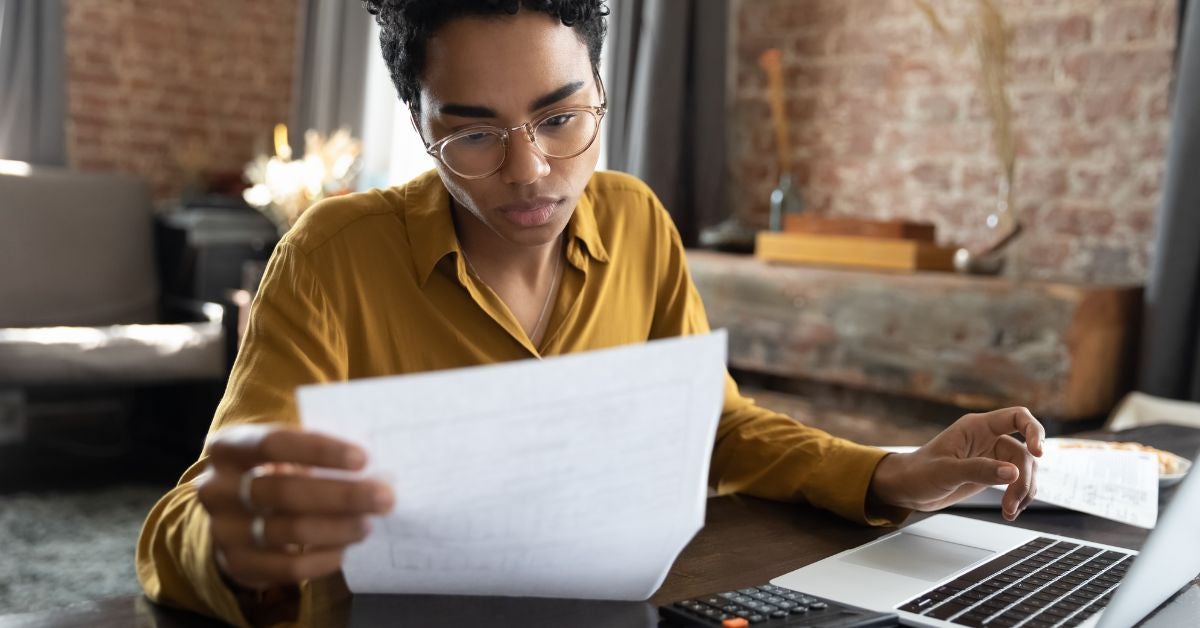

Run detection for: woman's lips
[[495, 197, 562, 228]]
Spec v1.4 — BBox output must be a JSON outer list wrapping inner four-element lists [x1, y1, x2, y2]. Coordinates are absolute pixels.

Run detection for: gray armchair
[[0, 166, 229, 476]]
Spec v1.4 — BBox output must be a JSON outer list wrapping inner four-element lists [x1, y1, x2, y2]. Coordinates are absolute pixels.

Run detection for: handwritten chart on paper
[[298, 331, 727, 599], [1034, 442, 1160, 529]]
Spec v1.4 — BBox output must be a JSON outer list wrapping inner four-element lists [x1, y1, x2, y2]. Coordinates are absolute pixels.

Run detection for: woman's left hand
[[869, 407, 1045, 521]]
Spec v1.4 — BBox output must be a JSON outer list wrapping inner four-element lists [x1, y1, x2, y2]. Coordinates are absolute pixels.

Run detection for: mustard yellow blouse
[[136, 170, 902, 626]]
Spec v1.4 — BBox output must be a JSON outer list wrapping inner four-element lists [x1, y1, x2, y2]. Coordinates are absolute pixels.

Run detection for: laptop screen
[[1099, 454, 1200, 627]]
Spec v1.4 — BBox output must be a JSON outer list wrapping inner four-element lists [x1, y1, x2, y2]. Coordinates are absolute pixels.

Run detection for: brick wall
[[64, 0, 300, 202], [731, 0, 1178, 283]]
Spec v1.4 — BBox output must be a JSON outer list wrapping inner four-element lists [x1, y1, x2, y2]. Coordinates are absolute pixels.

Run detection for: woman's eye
[[544, 113, 576, 127]]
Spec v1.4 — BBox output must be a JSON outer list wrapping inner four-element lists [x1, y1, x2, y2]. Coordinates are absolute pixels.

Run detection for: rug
[[0, 484, 164, 615]]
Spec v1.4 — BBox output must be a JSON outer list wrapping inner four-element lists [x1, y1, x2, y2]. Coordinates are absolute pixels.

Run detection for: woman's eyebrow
[[438, 103, 496, 118], [437, 80, 586, 119], [529, 80, 585, 111]]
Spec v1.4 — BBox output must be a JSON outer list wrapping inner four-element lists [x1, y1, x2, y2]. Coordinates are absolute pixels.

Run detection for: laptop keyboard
[[898, 536, 1133, 627]]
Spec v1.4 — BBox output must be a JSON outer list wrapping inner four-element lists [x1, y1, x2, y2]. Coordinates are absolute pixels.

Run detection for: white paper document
[[1032, 441, 1160, 529], [883, 441, 1161, 527], [298, 331, 728, 599]]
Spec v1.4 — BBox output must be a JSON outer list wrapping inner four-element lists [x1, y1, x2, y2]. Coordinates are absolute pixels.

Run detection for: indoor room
[[1, 1, 1197, 626]]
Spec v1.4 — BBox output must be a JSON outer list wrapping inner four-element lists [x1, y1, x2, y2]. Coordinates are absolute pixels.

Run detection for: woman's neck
[[452, 200, 563, 287]]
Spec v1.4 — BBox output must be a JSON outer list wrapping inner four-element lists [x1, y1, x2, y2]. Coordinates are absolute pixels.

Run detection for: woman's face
[[416, 12, 602, 249]]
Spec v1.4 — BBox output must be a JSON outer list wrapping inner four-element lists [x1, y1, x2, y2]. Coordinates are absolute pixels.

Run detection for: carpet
[[0, 484, 164, 615]]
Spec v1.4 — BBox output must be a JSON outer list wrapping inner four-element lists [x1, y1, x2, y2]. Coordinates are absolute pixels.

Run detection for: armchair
[[0, 166, 232, 481]]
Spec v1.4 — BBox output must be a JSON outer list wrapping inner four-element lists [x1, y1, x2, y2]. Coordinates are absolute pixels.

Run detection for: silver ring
[[238, 466, 268, 513], [251, 515, 268, 549]]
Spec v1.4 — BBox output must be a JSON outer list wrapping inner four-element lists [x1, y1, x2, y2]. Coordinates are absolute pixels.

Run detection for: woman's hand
[[196, 424, 394, 590], [870, 407, 1045, 520]]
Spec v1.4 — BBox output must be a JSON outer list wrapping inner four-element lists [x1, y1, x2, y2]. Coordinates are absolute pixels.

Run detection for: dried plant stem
[[914, 0, 1016, 218], [759, 49, 792, 176]]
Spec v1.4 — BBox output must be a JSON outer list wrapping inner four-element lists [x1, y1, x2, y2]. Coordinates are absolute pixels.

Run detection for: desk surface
[[2, 424, 1196, 627]]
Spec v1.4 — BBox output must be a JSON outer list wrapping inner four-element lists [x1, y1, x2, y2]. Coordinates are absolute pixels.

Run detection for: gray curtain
[[290, 0, 373, 144], [1182, 0, 1190, 53], [605, 0, 727, 245], [0, 0, 65, 165], [1140, 2, 1200, 401]]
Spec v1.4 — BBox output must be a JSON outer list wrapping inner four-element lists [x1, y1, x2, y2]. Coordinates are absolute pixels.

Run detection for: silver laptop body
[[772, 454, 1200, 627]]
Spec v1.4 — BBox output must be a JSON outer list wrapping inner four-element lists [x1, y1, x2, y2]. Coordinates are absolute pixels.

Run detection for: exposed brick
[[731, 0, 1176, 283], [1011, 14, 1093, 50], [908, 160, 955, 189], [1013, 88, 1076, 120], [910, 91, 962, 123], [1098, 2, 1168, 44], [1016, 164, 1069, 198], [1146, 81, 1172, 118], [1061, 47, 1175, 86], [1124, 206, 1159, 235], [1017, 238, 1075, 273], [1010, 56, 1057, 86], [64, 0, 299, 203], [1043, 202, 1118, 236], [1079, 86, 1142, 125]]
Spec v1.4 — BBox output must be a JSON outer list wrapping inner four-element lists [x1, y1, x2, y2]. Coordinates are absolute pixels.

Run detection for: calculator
[[659, 583, 898, 627]]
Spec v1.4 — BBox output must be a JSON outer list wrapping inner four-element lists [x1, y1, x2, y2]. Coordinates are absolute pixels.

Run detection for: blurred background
[[1, 0, 1197, 617]]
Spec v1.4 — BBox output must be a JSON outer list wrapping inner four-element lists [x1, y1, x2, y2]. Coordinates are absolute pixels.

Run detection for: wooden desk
[[3, 425, 1196, 627]]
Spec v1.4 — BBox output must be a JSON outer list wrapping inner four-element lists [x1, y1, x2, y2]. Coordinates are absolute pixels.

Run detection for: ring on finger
[[250, 515, 268, 549], [238, 465, 271, 514]]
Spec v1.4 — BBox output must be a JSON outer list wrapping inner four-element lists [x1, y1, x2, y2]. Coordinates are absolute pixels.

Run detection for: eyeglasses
[[421, 81, 608, 180]]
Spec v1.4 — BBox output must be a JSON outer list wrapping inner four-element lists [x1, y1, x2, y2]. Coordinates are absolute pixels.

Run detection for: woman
[[137, 2, 1043, 625]]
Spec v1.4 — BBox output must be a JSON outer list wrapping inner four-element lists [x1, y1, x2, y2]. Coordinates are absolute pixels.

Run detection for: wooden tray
[[755, 231, 957, 272], [783, 215, 937, 242]]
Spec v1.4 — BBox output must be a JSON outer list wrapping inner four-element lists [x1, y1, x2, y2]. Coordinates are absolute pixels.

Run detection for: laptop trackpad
[[839, 532, 995, 582]]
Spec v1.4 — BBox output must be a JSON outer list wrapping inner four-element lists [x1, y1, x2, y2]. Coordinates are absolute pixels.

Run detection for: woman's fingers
[[210, 514, 372, 551], [197, 465, 393, 516], [996, 435, 1039, 520], [206, 425, 367, 472]]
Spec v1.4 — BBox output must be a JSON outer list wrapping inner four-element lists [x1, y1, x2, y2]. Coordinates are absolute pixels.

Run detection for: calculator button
[[722, 619, 749, 628], [770, 610, 789, 619], [809, 601, 828, 610], [747, 614, 766, 624]]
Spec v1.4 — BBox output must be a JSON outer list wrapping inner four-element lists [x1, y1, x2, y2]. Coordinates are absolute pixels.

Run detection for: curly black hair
[[363, 0, 609, 112]]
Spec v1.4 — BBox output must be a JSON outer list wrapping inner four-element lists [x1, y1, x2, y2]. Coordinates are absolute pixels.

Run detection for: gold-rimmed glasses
[[421, 79, 608, 180]]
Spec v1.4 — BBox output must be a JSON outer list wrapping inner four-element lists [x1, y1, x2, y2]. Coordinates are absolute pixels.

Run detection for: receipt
[[1033, 441, 1160, 528]]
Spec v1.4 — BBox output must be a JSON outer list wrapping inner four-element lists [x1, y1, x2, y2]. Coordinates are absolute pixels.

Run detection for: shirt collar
[[565, 184, 610, 265], [405, 171, 460, 287], [404, 171, 611, 287]]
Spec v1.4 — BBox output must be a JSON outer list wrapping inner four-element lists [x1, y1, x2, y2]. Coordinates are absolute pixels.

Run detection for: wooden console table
[[688, 251, 1143, 422]]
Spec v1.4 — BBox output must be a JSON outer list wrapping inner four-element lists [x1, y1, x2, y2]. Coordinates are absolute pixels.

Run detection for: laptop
[[771, 454, 1200, 627]]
